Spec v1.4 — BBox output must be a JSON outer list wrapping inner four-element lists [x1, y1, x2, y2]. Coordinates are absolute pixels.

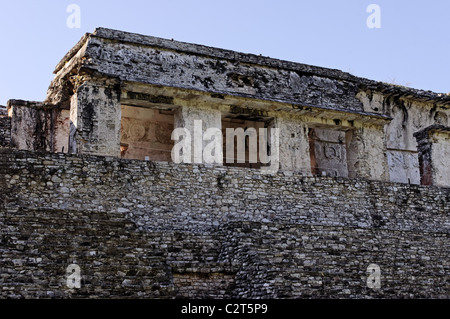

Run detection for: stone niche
[[386, 150, 420, 185], [221, 116, 268, 169], [120, 105, 174, 161], [414, 125, 450, 187], [309, 127, 349, 178]]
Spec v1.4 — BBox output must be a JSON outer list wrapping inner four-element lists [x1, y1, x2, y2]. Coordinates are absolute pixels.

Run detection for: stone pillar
[[274, 115, 311, 174], [69, 80, 121, 157], [52, 109, 70, 153], [346, 124, 389, 181], [414, 125, 450, 187], [69, 94, 79, 154], [174, 105, 222, 164]]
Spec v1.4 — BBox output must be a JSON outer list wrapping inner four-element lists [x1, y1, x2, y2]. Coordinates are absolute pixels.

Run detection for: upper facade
[[1, 28, 450, 186]]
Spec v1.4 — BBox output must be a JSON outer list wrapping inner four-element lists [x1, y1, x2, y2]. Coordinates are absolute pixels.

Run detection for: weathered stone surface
[[46, 28, 450, 117], [431, 131, 450, 186], [8, 100, 47, 151], [387, 150, 420, 185], [49, 29, 362, 112], [174, 104, 222, 164], [346, 124, 389, 181], [5, 100, 69, 153], [309, 128, 348, 177], [275, 115, 310, 173], [0, 105, 7, 115], [88, 28, 450, 107], [120, 105, 174, 161], [0, 105, 11, 147], [2, 28, 450, 299], [0, 148, 448, 298], [41, 28, 450, 185], [69, 79, 121, 157], [357, 92, 450, 184], [414, 125, 450, 187]]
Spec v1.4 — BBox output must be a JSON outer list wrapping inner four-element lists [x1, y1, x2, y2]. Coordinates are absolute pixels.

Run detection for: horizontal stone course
[[0, 148, 448, 298]]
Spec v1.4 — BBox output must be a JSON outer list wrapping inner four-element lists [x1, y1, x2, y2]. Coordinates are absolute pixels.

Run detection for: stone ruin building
[[0, 28, 449, 298]]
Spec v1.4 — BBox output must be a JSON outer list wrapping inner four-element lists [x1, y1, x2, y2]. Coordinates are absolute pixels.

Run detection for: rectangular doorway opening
[[222, 116, 273, 169], [120, 105, 174, 162]]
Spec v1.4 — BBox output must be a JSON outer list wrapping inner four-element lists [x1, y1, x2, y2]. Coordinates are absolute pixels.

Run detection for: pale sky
[[0, 0, 449, 106]]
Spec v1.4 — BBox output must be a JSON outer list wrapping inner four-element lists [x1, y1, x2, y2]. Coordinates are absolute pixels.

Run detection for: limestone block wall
[[0, 148, 448, 298]]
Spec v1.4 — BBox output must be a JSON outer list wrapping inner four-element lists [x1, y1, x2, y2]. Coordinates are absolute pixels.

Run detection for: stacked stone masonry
[[0, 118, 11, 148], [0, 148, 448, 298], [1, 28, 449, 299], [0, 106, 11, 147]]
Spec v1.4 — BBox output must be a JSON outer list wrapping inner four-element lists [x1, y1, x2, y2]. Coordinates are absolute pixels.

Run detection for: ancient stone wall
[[358, 92, 450, 185], [0, 148, 448, 298], [0, 110, 11, 147], [62, 30, 363, 113], [8, 100, 48, 152], [40, 28, 450, 186], [5, 101, 69, 154], [2, 28, 449, 298]]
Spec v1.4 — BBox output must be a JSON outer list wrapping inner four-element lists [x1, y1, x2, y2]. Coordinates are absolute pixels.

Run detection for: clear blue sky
[[0, 0, 449, 106]]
